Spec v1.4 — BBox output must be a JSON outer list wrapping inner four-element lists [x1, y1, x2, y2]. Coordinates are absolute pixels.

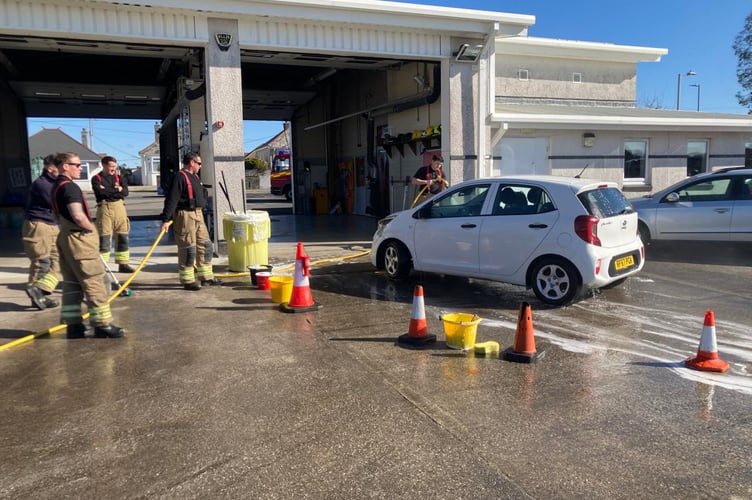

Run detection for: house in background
[[136, 123, 161, 187], [492, 36, 752, 194], [244, 122, 291, 191], [28, 128, 102, 191]]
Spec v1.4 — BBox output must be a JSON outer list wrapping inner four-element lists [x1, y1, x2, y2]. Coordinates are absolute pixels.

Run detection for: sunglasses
[[65, 162, 82, 168]]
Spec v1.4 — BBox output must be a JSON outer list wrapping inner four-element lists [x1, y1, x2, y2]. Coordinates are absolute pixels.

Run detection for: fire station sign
[[214, 33, 232, 51]]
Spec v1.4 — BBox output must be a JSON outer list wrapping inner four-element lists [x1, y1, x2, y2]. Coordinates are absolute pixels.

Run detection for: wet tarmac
[[2, 192, 752, 498]]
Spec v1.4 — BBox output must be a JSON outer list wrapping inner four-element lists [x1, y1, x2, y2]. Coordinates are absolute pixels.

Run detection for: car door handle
[[528, 223, 548, 229], [714, 208, 730, 214], [460, 224, 477, 228]]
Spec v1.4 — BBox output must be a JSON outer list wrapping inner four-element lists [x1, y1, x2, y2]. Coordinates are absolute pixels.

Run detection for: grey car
[[629, 168, 752, 244]]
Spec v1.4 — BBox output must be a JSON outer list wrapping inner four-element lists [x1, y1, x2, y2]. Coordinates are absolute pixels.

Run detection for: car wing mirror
[[665, 192, 680, 203]]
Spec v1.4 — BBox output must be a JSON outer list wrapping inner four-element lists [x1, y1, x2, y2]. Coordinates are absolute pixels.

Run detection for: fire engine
[[269, 150, 292, 201]]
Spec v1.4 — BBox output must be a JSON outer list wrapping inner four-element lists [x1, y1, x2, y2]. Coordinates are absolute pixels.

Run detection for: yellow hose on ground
[[0, 222, 172, 352], [214, 249, 371, 279]]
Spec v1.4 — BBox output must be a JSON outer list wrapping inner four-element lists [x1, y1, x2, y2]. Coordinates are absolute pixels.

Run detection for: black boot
[[26, 285, 46, 310], [118, 264, 136, 273], [43, 296, 60, 309], [201, 278, 223, 286], [66, 323, 88, 339], [184, 282, 201, 291], [94, 324, 126, 338]]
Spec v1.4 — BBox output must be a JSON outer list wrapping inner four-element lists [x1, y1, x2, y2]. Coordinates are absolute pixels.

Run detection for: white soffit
[[496, 36, 668, 63], [492, 106, 752, 133]]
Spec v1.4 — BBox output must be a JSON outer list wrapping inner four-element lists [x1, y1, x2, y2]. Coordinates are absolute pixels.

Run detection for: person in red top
[[411, 154, 448, 200], [159, 152, 221, 291], [52, 152, 125, 339], [91, 155, 135, 273]]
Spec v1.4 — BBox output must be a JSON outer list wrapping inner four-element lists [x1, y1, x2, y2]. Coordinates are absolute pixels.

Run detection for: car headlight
[[375, 216, 395, 235]]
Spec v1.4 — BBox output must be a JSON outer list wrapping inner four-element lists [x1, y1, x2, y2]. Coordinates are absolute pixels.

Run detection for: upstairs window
[[518, 69, 529, 81]]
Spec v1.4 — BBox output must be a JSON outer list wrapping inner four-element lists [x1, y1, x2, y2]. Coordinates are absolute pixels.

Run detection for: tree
[[733, 11, 752, 113], [245, 157, 269, 172]]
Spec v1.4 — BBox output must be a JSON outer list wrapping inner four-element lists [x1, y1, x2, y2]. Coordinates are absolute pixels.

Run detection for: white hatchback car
[[371, 175, 645, 306]]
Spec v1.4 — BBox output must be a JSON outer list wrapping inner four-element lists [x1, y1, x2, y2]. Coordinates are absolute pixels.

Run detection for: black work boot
[[43, 296, 60, 309], [118, 264, 136, 273], [94, 324, 126, 338], [184, 282, 201, 291], [26, 285, 46, 310], [66, 323, 88, 339], [201, 278, 223, 286]]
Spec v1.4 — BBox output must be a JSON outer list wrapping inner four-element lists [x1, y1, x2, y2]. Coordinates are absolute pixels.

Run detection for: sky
[[26, 0, 751, 168]]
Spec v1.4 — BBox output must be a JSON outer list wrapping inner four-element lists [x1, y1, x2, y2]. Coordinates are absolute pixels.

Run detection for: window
[[624, 140, 648, 179], [492, 185, 554, 215], [80, 162, 91, 180], [687, 140, 708, 176], [518, 69, 528, 81], [425, 184, 490, 218], [150, 157, 160, 174], [669, 177, 732, 203], [745, 141, 752, 169], [573, 72, 582, 83]]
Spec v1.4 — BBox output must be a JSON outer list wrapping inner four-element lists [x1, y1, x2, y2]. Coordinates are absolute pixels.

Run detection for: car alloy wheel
[[531, 258, 581, 306], [382, 241, 411, 279]]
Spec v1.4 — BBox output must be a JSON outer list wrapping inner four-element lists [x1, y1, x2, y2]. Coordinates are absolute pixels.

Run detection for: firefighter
[[159, 152, 222, 291], [92, 155, 135, 273], [22, 154, 61, 310], [52, 152, 125, 339]]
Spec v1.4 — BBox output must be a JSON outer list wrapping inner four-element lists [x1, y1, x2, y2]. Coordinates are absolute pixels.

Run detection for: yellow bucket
[[442, 313, 482, 350], [269, 276, 294, 304]]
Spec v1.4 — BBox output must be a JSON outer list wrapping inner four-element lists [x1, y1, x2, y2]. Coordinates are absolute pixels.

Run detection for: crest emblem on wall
[[215, 33, 232, 51]]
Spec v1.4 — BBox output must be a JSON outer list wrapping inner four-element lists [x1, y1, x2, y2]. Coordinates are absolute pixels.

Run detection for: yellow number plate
[[614, 255, 635, 270]]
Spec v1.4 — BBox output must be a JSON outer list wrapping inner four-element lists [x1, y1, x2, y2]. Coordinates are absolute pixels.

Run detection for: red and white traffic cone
[[397, 285, 436, 348], [502, 302, 544, 363], [685, 310, 729, 373], [280, 242, 321, 313]]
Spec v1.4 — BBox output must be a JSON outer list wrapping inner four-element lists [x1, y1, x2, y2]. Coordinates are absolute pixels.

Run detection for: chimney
[[81, 128, 88, 149], [154, 122, 160, 142]]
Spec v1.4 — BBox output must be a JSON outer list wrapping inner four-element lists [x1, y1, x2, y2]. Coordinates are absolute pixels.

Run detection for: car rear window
[[577, 187, 633, 218]]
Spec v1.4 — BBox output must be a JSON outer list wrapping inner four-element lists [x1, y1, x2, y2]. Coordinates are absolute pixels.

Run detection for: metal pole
[[676, 73, 681, 110]]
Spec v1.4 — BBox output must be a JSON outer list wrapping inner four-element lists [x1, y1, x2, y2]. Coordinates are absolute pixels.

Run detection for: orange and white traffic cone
[[502, 302, 544, 363], [685, 310, 729, 373], [280, 242, 321, 313], [397, 285, 436, 348]]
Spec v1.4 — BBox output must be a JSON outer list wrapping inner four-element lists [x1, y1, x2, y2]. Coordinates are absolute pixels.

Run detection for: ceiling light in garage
[[34, 91, 61, 97], [455, 43, 484, 62]]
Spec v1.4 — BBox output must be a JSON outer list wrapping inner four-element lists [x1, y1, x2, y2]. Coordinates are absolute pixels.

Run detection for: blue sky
[[27, 0, 751, 167]]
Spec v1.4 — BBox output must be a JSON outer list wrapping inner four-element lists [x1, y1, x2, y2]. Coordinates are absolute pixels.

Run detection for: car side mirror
[[414, 205, 432, 219], [665, 192, 680, 203]]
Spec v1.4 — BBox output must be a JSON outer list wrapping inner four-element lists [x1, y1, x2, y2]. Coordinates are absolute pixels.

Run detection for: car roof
[[462, 175, 618, 190]]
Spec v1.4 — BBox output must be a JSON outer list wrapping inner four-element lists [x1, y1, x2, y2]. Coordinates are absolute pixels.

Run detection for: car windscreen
[[577, 187, 633, 218]]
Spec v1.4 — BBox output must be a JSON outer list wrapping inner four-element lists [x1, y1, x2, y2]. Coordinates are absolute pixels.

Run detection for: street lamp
[[676, 70, 697, 110], [690, 83, 701, 112]]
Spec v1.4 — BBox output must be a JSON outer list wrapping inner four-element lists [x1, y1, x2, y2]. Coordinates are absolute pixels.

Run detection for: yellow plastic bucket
[[442, 313, 482, 350], [269, 276, 294, 303]]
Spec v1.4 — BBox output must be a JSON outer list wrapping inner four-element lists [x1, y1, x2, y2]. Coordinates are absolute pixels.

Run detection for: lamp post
[[690, 83, 701, 112], [676, 70, 697, 110]]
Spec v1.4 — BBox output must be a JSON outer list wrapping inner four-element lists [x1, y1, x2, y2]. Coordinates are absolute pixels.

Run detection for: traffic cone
[[685, 310, 729, 373], [280, 242, 321, 313], [502, 302, 544, 363], [397, 285, 436, 348]]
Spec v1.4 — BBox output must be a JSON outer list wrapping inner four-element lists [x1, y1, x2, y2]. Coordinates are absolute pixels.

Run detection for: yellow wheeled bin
[[223, 211, 271, 272]]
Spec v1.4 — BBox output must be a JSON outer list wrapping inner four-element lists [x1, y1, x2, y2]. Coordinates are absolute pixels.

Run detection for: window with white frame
[[518, 69, 528, 81], [150, 157, 160, 174], [687, 140, 708, 176], [80, 162, 91, 180], [624, 140, 648, 180], [573, 72, 582, 83]]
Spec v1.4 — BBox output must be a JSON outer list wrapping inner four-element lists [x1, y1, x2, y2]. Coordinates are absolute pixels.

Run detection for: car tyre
[[638, 222, 651, 245], [530, 258, 582, 306], [382, 241, 411, 279], [283, 186, 292, 201]]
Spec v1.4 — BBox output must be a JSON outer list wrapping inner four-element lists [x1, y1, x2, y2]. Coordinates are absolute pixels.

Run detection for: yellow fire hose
[[409, 179, 449, 209], [214, 249, 372, 279], [0, 221, 172, 352]]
